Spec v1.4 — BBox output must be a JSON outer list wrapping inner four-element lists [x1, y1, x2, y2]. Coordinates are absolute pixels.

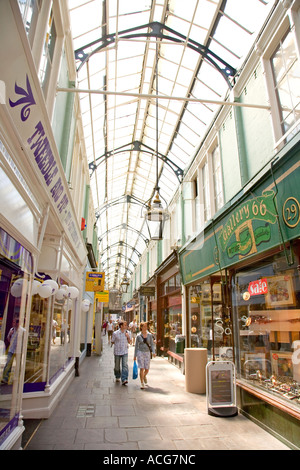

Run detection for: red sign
[[248, 278, 268, 296]]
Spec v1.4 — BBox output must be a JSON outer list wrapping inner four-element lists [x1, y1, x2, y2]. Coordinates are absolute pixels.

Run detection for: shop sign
[[95, 290, 109, 302], [180, 147, 300, 285], [218, 190, 277, 258], [248, 278, 268, 296], [0, 3, 86, 263], [139, 286, 155, 296], [85, 272, 105, 291]]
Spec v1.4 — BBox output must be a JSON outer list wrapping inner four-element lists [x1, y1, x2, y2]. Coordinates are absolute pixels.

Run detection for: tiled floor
[[24, 335, 290, 450]]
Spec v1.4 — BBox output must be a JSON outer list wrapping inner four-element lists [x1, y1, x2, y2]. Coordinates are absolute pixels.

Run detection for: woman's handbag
[[143, 336, 152, 359], [132, 360, 138, 379]]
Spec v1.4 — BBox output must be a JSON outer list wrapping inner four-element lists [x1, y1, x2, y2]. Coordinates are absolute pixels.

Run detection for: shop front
[[179, 134, 300, 448], [155, 251, 183, 369], [0, 230, 34, 449], [0, 1, 87, 422], [23, 270, 82, 397], [187, 276, 233, 362]]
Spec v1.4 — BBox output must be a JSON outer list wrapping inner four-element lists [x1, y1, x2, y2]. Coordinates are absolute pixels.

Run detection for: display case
[[159, 272, 182, 358], [188, 279, 233, 361], [25, 294, 49, 386], [0, 256, 31, 446], [232, 254, 300, 408]]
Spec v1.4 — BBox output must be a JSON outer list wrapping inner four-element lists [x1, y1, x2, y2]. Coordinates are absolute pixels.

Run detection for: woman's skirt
[[136, 350, 151, 369]]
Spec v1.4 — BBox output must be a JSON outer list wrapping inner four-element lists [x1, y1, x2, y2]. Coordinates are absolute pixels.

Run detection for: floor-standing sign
[[206, 361, 238, 417]]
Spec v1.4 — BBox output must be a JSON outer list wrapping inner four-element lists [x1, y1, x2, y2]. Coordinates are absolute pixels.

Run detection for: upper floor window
[[212, 145, 224, 212], [18, 0, 41, 45], [39, 9, 56, 92], [271, 28, 300, 141], [201, 160, 211, 222]]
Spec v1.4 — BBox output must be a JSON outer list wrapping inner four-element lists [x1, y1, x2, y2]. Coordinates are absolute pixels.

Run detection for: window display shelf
[[237, 378, 300, 421]]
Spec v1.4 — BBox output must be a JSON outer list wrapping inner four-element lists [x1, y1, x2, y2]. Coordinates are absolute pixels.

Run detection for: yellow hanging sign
[[85, 272, 105, 292], [95, 291, 109, 302]]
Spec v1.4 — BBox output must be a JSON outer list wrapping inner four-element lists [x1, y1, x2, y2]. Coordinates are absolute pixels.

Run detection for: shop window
[[189, 280, 233, 361], [168, 276, 176, 293], [0, 263, 29, 442], [24, 284, 73, 390], [232, 253, 300, 407], [175, 273, 181, 289], [271, 28, 300, 142], [163, 294, 182, 355], [148, 300, 157, 341], [25, 294, 52, 388], [49, 297, 73, 382], [161, 275, 179, 295]]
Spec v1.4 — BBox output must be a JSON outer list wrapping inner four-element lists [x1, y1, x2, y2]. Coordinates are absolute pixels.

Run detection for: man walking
[[111, 320, 131, 385]]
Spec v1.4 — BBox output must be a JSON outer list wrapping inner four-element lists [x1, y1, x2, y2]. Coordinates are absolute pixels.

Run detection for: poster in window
[[271, 351, 293, 377], [265, 273, 295, 308]]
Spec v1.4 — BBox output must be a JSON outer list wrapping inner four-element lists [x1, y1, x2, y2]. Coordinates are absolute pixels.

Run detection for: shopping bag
[[132, 360, 138, 380]]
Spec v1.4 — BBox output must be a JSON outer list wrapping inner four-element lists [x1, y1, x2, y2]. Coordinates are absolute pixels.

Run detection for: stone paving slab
[[25, 335, 291, 451]]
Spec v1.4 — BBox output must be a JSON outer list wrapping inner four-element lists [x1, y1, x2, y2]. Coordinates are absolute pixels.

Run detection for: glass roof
[[68, 0, 275, 290]]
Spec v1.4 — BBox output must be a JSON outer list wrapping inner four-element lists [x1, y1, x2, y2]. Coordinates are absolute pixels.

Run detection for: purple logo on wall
[[9, 74, 36, 121]]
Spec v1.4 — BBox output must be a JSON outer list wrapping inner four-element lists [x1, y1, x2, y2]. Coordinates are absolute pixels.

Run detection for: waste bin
[[184, 348, 207, 393], [175, 335, 185, 354]]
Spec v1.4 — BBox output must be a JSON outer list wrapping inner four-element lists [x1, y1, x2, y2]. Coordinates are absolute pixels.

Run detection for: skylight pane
[[68, 0, 274, 288]]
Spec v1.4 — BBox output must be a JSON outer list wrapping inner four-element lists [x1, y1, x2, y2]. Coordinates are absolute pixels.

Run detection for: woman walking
[[134, 322, 156, 389]]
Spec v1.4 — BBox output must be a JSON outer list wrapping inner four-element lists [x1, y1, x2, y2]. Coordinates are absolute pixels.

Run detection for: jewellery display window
[[188, 279, 233, 361], [148, 300, 157, 340], [24, 294, 52, 388], [160, 273, 182, 356], [232, 252, 300, 407], [0, 262, 29, 443], [49, 298, 73, 382], [162, 296, 182, 355], [24, 293, 73, 390]]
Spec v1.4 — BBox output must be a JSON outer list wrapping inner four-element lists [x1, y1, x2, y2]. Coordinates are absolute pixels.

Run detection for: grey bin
[[175, 335, 185, 354]]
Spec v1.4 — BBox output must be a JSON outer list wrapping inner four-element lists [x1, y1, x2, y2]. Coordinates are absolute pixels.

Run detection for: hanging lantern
[[120, 276, 130, 294], [145, 190, 169, 240]]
